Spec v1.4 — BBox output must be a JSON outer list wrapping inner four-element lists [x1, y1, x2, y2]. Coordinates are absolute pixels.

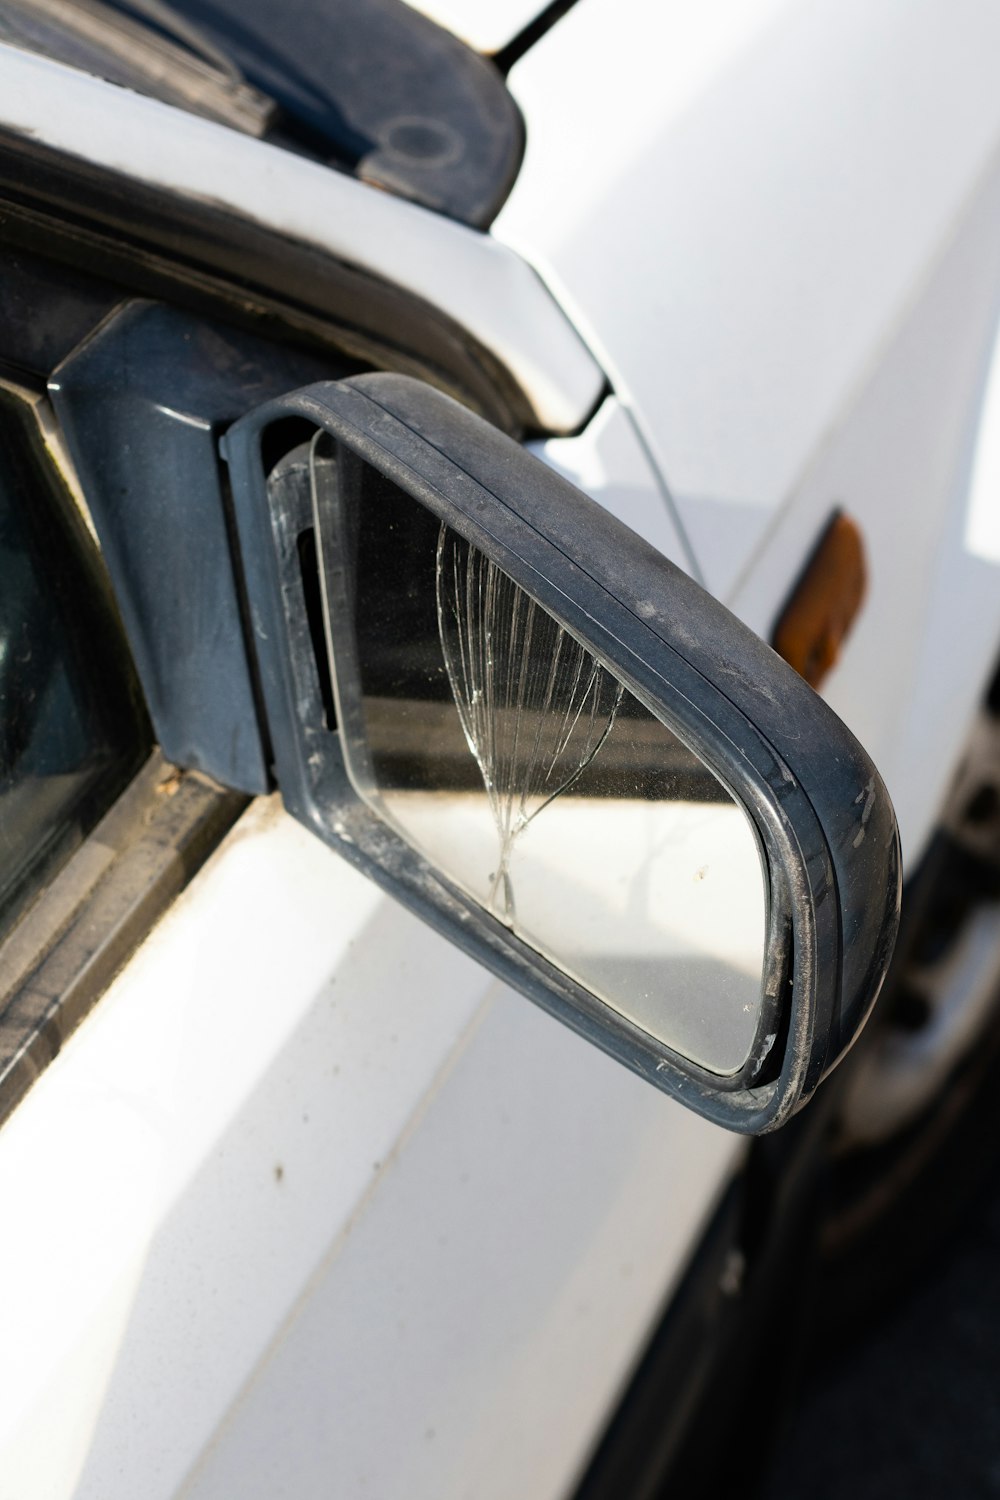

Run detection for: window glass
[[0, 384, 149, 940]]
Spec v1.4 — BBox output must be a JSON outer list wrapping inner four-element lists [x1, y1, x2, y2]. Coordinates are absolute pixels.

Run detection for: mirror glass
[[313, 441, 769, 1077]]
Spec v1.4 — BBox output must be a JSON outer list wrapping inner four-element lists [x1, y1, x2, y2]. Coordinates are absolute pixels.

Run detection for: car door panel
[[0, 796, 742, 1500]]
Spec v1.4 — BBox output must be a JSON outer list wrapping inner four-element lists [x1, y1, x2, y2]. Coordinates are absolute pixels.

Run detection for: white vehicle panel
[[495, 0, 1000, 598], [0, 799, 741, 1499], [731, 162, 1000, 866], [497, 0, 1000, 869]]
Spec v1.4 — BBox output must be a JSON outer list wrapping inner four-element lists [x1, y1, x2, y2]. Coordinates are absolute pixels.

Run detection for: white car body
[[2, 2, 1000, 1495]]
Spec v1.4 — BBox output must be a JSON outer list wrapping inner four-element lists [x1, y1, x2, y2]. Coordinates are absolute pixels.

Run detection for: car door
[[0, 45, 754, 1500]]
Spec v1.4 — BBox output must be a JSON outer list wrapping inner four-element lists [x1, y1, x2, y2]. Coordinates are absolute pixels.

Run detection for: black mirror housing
[[222, 373, 900, 1133]]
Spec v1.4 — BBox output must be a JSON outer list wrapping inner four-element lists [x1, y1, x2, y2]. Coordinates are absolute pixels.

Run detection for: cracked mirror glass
[[314, 442, 768, 1077]]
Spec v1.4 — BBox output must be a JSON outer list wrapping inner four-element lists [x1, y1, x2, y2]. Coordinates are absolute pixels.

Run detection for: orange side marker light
[[772, 511, 867, 689]]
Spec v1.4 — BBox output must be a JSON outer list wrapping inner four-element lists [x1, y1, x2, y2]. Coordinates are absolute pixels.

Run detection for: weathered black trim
[[0, 243, 124, 382], [50, 300, 345, 795], [0, 132, 532, 434], [0, 755, 246, 1126], [222, 373, 901, 1132]]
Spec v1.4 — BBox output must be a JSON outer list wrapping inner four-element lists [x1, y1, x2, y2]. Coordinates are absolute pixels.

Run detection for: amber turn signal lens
[[772, 512, 866, 689]]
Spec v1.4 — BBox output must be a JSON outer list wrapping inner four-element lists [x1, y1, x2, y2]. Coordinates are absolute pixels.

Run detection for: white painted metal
[[404, 0, 543, 54], [0, 43, 603, 436], [0, 800, 741, 1499], [495, 0, 1000, 594], [730, 162, 1000, 868], [496, 0, 1000, 870]]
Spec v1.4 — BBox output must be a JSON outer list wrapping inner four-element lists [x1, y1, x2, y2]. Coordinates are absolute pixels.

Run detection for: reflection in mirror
[[436, 523, 624, 922], [313, 440, 768, 1077]]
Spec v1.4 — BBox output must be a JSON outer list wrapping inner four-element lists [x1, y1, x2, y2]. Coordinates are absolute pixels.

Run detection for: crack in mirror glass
[[436, 523, 623, 922]]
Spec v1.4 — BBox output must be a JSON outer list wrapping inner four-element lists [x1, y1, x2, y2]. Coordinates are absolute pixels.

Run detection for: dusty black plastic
[[157, 0, 524, 228], [49, 301, 341, 794], [223, 374, 901, 1132], [0, 244, 122, 380]]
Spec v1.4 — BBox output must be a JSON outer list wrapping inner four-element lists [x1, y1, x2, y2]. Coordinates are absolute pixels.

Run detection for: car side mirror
[[222, 373, 900, 1133]]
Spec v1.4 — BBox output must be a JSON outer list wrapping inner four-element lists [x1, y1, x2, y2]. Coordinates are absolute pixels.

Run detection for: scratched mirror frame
[[311, 433, 771, 1079]]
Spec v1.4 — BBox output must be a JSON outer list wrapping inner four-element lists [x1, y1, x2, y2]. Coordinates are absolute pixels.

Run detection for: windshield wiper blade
[[0, 0, 278, 136], [109, 0, 241, 84]]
